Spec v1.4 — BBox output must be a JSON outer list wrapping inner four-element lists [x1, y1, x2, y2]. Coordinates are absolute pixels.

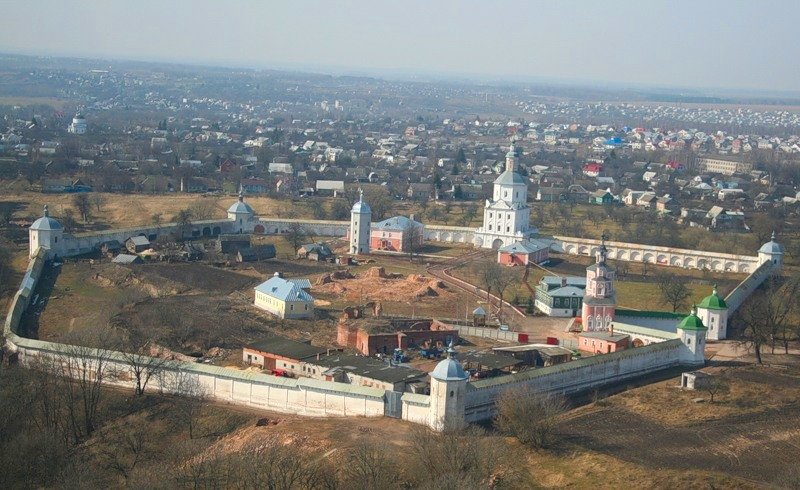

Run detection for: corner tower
[[350, 189, 371, 255], [581, 236, 616, 331], [428, 346, 468, 431], [29, 205, 64, 259]]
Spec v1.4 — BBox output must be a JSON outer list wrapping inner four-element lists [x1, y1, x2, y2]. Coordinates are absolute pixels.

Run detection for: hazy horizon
[[3, 0, 799, 95]]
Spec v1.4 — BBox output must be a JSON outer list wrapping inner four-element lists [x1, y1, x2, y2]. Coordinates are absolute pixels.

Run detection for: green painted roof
[[678, 310, 706, 331], [697, 286, 727, 310]]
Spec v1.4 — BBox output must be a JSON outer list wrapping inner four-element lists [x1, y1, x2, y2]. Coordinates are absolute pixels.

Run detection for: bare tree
[[285, 222, 307, 252], [175, 209, 192, 238], [656, 273, 691, 312], [495, 386, 566, 449], [406, 426, 524, 488], [97, 420, 154, 483], [72, 193, 92, 223], [49, 327, 119, 443], [91, 193, 106, 213], [459, 204, 478, 227], [189, 199, 216, 221], [341, 442, 401, 489], [161, 369, 208, 440], [476, 260, 516, 323], [402, 219, 423, 262], [736, 275, 800, 363], [703, 371, 730, 404], [119, 342, 169, 396]]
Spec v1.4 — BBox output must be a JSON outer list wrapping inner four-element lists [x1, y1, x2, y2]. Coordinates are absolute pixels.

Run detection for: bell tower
[[581, 235, 616, 331]]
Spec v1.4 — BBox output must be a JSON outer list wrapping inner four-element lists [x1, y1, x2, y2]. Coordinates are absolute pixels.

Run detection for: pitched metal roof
[[255, 275, 314, 302]]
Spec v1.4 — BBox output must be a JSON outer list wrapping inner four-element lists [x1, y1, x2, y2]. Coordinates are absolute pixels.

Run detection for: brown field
[[0, 96, 72, 109], [5, 360, 788, 488], [558, 365, 800, 486]]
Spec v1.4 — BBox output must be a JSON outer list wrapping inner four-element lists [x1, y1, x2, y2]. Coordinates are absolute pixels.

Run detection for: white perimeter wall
[[463, 338, 690, 423], [553, 235, 760, 274]]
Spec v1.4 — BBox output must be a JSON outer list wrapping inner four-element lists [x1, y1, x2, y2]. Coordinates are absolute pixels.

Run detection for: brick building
[[337, 318, 458, 356]]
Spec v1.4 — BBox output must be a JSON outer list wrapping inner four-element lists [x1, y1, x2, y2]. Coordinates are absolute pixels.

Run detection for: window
[[450, 391, 455, 398], [54, 237, 57, 243], [488, 225, 492, 231], [290, 304, 294, 311], [506, 226, 510, 232], [503, 191, 507, 198]]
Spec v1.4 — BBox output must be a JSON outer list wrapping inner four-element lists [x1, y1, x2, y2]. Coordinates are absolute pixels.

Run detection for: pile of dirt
[[92, 264, 188, 297], [365, 266, 387, 278], [92, 264, 135, 287], [315, 269, 355, 285], [313, 270, 450, 302]]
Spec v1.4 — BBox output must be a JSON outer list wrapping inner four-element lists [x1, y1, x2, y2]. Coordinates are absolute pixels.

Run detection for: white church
[[474, 137, 536, 249]]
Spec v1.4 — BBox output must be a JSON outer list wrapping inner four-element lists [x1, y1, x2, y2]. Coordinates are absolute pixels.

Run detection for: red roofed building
[[582, 162, 604, 177]]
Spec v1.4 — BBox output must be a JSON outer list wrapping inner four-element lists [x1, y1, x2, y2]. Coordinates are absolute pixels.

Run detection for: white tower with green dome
[[696, 285, 728, 341], [677, 306, 707, 365]]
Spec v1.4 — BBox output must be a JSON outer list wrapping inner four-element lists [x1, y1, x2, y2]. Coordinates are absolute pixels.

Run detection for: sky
[[2, 0, 799, 94]]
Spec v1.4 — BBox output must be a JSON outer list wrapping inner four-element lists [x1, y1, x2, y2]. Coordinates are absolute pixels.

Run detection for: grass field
[[0, 96, 71, 109]]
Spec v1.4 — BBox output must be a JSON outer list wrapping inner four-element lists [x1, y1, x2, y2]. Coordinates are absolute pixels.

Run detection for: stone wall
[[724, 260, 774, 314], [7, 334, 388, 419], [463, 338, 690, 423], [3, 248, 47, 336], [552, 235, 760, 274]]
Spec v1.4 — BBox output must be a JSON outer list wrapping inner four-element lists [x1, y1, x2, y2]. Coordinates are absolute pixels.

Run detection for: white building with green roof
[[696, 285, 729, 340]]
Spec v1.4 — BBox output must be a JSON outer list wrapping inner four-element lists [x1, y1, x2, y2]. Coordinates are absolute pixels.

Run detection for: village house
[[254, 272, 315, 319], [237, 244, 276, 262], [125, 235, 151, 254], [296, 243, 333, 261], [217, 234, 251, 254]]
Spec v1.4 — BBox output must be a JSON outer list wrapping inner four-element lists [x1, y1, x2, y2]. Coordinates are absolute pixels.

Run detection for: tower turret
[[29, 204, 64, 259], [428, 345, 468, 431], [696, 284, 729, 340], [677, 305, 707, 365], [227, 188, 255, 233], [758, 231, 784, 270], [350, 188, 371, 255]]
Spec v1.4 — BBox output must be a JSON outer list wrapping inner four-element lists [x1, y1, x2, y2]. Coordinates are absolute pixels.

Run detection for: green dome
[[697, 285, 727, 310], [678, 307, 706, 331]]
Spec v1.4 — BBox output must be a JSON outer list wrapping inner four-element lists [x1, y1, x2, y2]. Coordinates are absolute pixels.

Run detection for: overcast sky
[[2, 0, 798, 93]]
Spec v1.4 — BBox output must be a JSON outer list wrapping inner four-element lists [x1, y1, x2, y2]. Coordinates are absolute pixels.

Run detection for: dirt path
[[426, 250, 527, 319]]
